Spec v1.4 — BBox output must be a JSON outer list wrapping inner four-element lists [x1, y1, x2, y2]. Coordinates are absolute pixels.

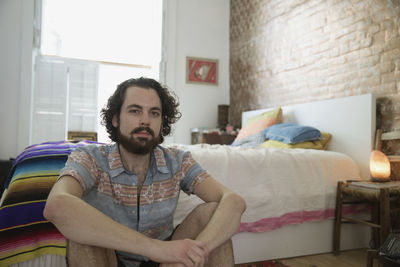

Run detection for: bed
[[174, 94, 376, 263], [0, 93, 375, 266]]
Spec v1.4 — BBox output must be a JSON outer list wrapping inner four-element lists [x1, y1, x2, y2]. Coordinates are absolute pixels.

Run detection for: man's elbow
[[43, 194, 65, 223], [227, 192, 246, 215], [236, 194, 247, 214]]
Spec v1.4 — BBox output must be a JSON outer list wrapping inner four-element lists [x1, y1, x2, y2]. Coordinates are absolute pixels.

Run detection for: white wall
[[0, 0, 35, 160], [0, 0, 230, 159], [164, 0, 230, 144]]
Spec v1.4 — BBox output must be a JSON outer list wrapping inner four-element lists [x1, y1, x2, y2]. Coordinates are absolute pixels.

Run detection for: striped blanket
[[0, 141, 98, 266]]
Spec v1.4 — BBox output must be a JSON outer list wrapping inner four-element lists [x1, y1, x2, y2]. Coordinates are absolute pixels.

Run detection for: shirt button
[[132, 210, 136, 214]]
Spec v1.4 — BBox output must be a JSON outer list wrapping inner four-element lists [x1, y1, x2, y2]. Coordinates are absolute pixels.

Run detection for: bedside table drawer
[[202, 133, 235, 145], [191, 129, 236, 145]]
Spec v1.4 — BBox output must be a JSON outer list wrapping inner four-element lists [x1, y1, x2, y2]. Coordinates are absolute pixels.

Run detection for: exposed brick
[[373, 31, 386, 43], [339, 43, 350, 54], [359, 75, 381, 88], [381, 19, 395, 32], [359, 55, 380, 67], [359, 47, 373, 57], [371, 9, 395, 22], [380, 62, 397, 74], [368, 24, 380, 34], [230, 0, 400, 136], [384, 37, 400, 51], [369, 0, 388, 14], [381, 73, 396, 85], [336, 31, 356, 41], [378, 82, 397, 93], [382, 50, 399, 63], [330, 47, 340, 57], [353, 0, 369, 11], [371, 44, 384, 55]]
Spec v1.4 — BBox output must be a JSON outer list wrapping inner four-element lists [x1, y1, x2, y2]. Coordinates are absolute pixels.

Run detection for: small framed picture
[[68, 131, 98, 141], [186, 57, 218, 85]]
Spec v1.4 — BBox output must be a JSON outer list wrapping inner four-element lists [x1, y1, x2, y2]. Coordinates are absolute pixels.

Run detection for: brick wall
[[230, 0, 400, 133]]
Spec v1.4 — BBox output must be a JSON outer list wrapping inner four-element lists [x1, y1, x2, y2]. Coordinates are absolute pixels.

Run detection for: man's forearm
[[195, 192, 246, 252], [44, 192, 154, 257], [45, 192, 208, 265]]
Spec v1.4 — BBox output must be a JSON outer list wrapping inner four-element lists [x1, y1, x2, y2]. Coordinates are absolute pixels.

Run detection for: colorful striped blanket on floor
[[0, 140, 99, 266]]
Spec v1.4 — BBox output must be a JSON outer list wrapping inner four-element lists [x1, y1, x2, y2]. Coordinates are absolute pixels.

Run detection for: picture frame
[[186, 57, 218, 85], [68, 131, 98, 141]]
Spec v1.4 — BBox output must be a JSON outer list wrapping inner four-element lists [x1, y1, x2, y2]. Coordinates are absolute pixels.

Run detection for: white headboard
[[242, 94, 376, 180]]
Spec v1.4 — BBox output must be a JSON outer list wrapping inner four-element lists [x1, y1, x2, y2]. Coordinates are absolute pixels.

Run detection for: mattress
[[172, 144, 363, 232]]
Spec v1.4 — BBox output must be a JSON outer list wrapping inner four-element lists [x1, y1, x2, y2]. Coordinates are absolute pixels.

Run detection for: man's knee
[[172, 202, 219, 241], [191, 202, 218, 225], [67, 240, 117, 267]]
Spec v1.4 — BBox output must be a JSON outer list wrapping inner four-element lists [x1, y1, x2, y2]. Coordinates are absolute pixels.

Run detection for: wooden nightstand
[[191, 128, 236, 145], [333, 180, 400, 266], [201, 133, 235, 145]]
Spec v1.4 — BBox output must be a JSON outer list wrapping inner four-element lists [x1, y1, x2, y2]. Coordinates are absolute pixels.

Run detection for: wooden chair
[[333, 129, 400, 267]]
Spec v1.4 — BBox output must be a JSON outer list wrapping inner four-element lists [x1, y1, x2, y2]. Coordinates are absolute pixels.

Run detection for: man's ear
[[112, 115, 119, 128]]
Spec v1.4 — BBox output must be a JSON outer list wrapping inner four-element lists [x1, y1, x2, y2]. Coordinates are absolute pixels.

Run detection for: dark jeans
[[139, 261, 160, 267], [116, 258, 160, 267]]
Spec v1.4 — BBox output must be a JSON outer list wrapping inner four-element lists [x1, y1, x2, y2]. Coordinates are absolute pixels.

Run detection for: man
[[44, 77, 246, 267]]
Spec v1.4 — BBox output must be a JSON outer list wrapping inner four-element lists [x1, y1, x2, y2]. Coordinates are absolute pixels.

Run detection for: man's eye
[[152, 111, 161, 117], [129, 110, 140, 114]]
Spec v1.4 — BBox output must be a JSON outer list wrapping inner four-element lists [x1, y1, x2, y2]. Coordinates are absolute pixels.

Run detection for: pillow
[[244, 106, 282, 126], [231, 132, 266, 147], [235, 107, 282, 141], [263, 123, 321, 144], [260, 132, 332, 150]]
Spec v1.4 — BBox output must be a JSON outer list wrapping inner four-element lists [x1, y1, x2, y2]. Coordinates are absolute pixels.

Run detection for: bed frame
[[242, 93, 376, 180], [233, 93, 375, 263]]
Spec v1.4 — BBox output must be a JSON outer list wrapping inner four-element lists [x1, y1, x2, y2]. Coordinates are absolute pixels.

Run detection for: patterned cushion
[[235, 107, 282, 141]]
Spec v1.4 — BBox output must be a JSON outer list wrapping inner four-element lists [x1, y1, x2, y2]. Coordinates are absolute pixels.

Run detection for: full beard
[[118, 127, 161, 155]]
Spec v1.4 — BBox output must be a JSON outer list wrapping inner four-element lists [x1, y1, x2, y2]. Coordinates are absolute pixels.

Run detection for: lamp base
[[370, 177, 391, 182]]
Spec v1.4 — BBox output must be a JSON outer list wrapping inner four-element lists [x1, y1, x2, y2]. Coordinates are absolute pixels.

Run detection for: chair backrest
[[379, 130, 400, 161], [375, 129, 400, 180], [375, 129, 383, 150]]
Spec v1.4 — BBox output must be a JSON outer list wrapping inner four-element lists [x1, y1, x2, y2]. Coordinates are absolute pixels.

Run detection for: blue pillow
[[263, 123, 321, 144]]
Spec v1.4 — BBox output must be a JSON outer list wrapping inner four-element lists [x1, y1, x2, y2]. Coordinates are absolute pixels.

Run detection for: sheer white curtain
[[41, 0, 162, 67], [32, 56, 99, 144]]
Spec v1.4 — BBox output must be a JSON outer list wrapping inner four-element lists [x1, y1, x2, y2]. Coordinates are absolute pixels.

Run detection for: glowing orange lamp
[[370, 150, 391, 182]]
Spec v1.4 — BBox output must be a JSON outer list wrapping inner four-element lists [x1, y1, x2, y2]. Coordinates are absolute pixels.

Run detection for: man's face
[[112, 86, 162, 155]]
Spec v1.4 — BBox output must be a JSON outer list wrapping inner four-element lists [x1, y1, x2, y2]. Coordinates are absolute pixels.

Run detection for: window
[[32, 0, 163, 144], [41, 0, 162, 67]]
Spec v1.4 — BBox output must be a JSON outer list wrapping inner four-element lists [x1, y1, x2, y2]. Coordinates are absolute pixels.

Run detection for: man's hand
[[153, 239, 208, 267]]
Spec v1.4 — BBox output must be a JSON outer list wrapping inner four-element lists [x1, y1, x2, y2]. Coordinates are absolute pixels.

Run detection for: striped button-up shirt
[[59, 143, 210, 264]]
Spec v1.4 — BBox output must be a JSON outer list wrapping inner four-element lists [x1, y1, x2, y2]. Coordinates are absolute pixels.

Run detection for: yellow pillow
[[260, 132, 332, 150], [244, 107, 282, 126], [235, 107, 282, 141]]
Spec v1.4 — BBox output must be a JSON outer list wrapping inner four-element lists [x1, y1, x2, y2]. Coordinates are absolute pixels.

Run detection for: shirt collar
[[108, 144, 169, 178]]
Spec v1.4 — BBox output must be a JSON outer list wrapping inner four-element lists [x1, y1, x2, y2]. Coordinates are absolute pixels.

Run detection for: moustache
[[131, 127, 155, 137]]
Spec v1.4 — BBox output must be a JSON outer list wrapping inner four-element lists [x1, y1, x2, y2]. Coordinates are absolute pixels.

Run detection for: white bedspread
[[171, 144, 361, 233]]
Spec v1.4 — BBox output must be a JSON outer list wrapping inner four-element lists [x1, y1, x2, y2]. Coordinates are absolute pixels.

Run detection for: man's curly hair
[[100, 77, 181, 143]]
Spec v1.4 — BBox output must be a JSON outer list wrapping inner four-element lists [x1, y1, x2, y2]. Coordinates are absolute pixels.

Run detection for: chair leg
[[379, 188, 390, 247], [366, 249, 378, 267], [372, 202, 380, 249], [333, 181, 343, 255]]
